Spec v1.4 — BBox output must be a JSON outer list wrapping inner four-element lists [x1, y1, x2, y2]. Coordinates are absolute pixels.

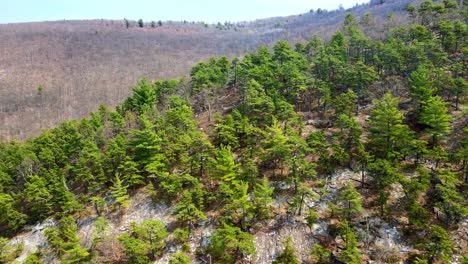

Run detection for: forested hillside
[[0, 0, 417, 141], [0, 0, 467, 263]]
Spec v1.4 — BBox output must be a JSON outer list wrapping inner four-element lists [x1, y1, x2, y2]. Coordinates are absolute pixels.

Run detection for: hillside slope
[[0, 0, 415, 140], [0, 1, 466, 263]]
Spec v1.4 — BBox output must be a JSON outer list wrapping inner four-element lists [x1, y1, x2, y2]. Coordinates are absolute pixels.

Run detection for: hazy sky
[[2, 0, 368, 24]]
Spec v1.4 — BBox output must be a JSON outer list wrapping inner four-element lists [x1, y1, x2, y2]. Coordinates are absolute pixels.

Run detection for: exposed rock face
[[451, 219, 468, 259], [254, 221, 314, 263], [11, 169, 456, 264], [10, 219, 57, 263]]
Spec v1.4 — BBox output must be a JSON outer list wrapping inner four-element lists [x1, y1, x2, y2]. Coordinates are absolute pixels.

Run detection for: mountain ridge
[[0, 0, 416, 141]]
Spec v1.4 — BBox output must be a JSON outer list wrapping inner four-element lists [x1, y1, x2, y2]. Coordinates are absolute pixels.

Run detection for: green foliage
[[25, 253, 42, 264], [211, 146, 239, 182], [368, 93, 415, 160], [122, 79, 157, 113], [419, 96, 451, 145], [169, 251, 191, 264], [338, 223, 361, 264], [220, 180, 253, 229], [173, 190, 207, 228], [289, 185, 317, 216], [306, 208, 319, 228], [212, 114, 239, 149], [92, 216, 110, 246], [367, 159, 402, 215], [310, 244, 331, 264], [208, 223, 255, 263], [128, 114, 163, 166], [0, 193, 27, 234], [190, 57, 230, 93], [418, 225, 454, 263], [434, 169, 467, 226], [332, 183, 363, 220], [334, 89, 357, 117], [0, 237, 24, 263], [173, 228, 191, 252], [273, 237, 299, 264], [110, 174, 129, 210], [118, 220, 168, 262], [253, 177, 274, 220], [0, 10, 466, 264], [45, 216, 89, 262]]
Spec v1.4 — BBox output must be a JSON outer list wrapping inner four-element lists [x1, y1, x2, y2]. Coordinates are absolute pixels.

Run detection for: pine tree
[[310, 244, 331, 264], [222, 181, 253, 230], [253, 177, 274, 220], [339, 224, 361, 264], [334, 183, 363, 220], [368, 93, 415, 160], [119, 220, 168, 262], [212, 114, 239, 149], [110, 174, 129, 210], [208, 223, 255, 263], [367, 159, 401, 215], [336, 113, 364, 164], [420, 225, 454, 264], [123, 79, 157, 113], [435, 169, 467, 227], [419, 96, 451, 146], [273, 237, 299, 264], [334, 89, 358, 118], [25, 254, 42, 264], [128, 114, 163, 167], [134, 220, 168, 259], [174, 190, 207, 229], [212, 146, 239, 183], [169, 251, 190, 264], [408, 65, 435, 108], [289, 185, 317, 216], [0, 194, 27, 234]]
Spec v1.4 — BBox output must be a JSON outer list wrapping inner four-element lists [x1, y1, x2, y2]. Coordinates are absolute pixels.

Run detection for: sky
[[2, 0, 369, 24]]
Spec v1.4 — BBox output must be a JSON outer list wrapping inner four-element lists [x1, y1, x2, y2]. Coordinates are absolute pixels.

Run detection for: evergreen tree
[[169, 251, 190, 264], [212, 146, 239, 183], [334, 89, 358, 118], [253, 177, 274, 220], [128, 114, 163, 168], [110, 174, 129, 210], [339, 224, 361, 264], [408, 65, 435, 108], [0, 194, 27, 234], [174, 190, 207, 229], [419, 96, 451, 145], [332, 183, 363, 220], [208, 223, 255, 263], [122, 79, 157, 113], [273, 237, 299, 264], [22, 175, 52, 221], [25, 254, 42, 264], [119, 220, 168, 262], [367, 159, 402, 215], [289, 185, 317, 216], [368, 93, 415, 160], [435, 169, 467, 227], [310, 244, 331, 264], [420, 225, 454, 264]]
